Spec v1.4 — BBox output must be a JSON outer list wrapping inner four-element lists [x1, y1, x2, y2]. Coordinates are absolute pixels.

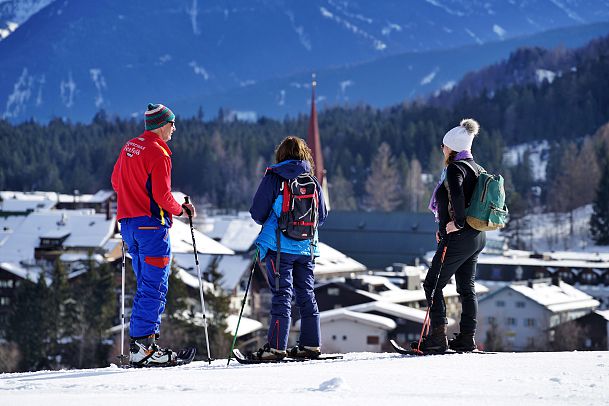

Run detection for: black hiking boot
[[410, 325, 448, 354], [287, 344, 321, 359], [255, 343, 287, 361], [448, 332, 476, 352]]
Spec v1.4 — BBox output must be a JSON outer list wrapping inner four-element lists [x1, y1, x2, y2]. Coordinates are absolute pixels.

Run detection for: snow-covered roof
[[218, 217, 260, 252], [543, 251, 609, 262], [315, 308, 397, 330], [172, 253, 249, 292], [59, 253, 104, 263], [0, 261, 45, 282], [357, 274, 403, 290], [484, 281, 600, 313], [345, 301, 428, 323], [0, 210, 115, 263], [0, 190, 115, 212], [169, 218, 234, 256], [216, 255, 254, 291], [173, 267, 214, 291], [377, 281, 489, 304], [477, 251, 609, 270], [225, 314, 264, 337], [315, 242, 367, 275], [595, 310, 609, 322], [343, 301, 456, 326], [171, 252, 210, 272], [316, 275, 488, 305], [200, 212, 254, 240], [0, 191, 57, 212]]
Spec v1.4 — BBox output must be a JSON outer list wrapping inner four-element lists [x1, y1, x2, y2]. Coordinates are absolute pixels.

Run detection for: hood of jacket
[[267, 159, 311, 180]]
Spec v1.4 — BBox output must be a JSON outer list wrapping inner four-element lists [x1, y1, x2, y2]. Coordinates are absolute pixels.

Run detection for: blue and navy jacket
[[249, 160, 328, 260]]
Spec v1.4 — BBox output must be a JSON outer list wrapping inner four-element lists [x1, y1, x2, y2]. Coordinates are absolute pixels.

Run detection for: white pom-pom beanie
[[443, 125, 473, 152]]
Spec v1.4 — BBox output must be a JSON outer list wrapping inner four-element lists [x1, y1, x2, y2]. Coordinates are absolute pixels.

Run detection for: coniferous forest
[[2, 34, 609, 373], [2, 35, 609, 220]]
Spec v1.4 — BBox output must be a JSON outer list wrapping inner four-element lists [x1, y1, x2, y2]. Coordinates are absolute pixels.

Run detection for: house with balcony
[[478, 278, 600, 351]]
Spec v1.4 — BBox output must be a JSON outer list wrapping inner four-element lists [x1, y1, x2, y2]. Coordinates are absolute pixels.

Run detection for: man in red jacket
[[111, 103, 196, 367]]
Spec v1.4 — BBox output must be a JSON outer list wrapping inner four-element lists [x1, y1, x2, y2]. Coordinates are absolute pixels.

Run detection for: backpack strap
[[276, 179, 290, 291], [452, 160, 484, 177], [281, 180, 290, 213]]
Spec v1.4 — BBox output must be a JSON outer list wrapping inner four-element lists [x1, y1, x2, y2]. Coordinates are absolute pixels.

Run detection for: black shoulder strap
[[453, 160, 483, 177]]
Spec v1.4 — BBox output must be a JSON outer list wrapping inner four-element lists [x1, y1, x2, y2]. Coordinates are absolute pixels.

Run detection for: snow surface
[[511, 204, 607, 253], [1, 351, 607, 405]]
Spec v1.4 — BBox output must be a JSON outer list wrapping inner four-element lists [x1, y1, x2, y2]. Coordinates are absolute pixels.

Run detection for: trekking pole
[[415, 235, 450, 354], [117, 239, 127, 365], [184, 196, 212, 365], [227, 248, 259, 366]]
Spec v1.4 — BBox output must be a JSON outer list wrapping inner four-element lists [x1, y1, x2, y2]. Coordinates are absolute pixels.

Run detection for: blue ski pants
[[265, 250, 320, 350], [120, 216, 171, 338]]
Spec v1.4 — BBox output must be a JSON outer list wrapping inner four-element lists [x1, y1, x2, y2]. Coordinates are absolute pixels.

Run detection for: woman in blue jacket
[[249, 136, 327, 360]]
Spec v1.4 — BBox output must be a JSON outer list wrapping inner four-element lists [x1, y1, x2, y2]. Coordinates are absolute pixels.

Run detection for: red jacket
[[111, 131, 182, 227]]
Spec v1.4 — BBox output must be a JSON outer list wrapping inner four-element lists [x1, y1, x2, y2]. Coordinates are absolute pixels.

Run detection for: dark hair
[[275, 136, 315, 174]]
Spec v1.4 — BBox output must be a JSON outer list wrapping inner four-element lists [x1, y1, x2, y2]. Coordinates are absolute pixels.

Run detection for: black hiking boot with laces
[[287, 344, 321, 359], [255, 343, 287, 361], [410, 325, 448, 354], [448, 332, 476, 352]]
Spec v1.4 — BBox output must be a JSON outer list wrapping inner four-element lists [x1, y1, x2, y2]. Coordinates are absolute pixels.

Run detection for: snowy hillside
[[0, 0, 53, 40], [1, 351, 607, 405], [507, 204, 609, 253], [2, 0, 609, 122]]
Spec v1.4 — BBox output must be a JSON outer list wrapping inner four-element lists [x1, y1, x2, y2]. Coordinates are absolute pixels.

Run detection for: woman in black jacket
[[414, 118, 487, 353]]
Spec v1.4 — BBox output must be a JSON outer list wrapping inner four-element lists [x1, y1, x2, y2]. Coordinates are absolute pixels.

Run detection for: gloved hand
[[181, 202, 196, 218]]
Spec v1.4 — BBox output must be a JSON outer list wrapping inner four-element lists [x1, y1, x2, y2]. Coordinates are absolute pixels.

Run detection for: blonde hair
[[275, 136, 315, 173]]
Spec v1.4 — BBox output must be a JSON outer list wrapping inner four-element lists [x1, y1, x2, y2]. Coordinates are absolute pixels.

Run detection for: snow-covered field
[[1, 351, 607, 406]]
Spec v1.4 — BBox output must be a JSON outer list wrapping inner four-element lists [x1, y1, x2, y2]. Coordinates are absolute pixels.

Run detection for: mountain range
[[1, 0, 609, 122]]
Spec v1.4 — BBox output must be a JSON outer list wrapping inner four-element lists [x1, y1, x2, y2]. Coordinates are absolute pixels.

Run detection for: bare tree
[[551, 321, 587, 351], [548, 141, 600, 236], [484, 320, 505, 352], [330, 167, 357, 210], [0, 342, 21, 373], [405, 158, 424, 212], [364, 142, 402, 212]]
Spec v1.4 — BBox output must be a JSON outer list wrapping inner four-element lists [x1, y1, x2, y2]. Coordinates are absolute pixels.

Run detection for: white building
[[310, 308, 396, 353], [478, 279, 600, 351]]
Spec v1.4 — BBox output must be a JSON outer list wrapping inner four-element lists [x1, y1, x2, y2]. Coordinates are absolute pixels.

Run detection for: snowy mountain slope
[[1, 351, 607, 405], [2, 0, 609, 122], [179, 22, 609, 120], [0, 0, 53, 40]]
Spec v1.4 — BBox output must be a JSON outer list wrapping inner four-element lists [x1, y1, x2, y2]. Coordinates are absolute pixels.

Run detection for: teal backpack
[[455, 161, 509, 231]]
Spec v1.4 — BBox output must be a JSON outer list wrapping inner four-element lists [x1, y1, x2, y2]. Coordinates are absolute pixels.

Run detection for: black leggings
[[423, 228, 486, 334]]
